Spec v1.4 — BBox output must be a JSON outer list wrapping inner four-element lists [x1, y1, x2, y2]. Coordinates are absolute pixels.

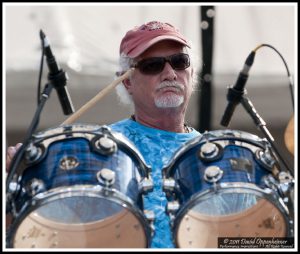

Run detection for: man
[[109, 21, 201, 247], [6, 21, 201, 248]]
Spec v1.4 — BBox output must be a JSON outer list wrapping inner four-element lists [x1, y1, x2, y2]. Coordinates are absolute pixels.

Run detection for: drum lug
[[278, 171, 294, 185], [96, 168, 115, 187], [262, 174, 292, 202], [144, 210, 155, 235], [140, 177, 153, 193], [166, 200, 180, 214], [94, 135, 117, 155], [6, 174, 20, 216], [25, 178, 46, 196], [255, 148, 276, 171], [204, 166, 223, 183], [163, 178, 176, 192], [144, 209, 155, 221], [262, 174, 278, 191], [25, 144, 42, 164], [199, 142, 220, 161], [7, 174, 20, 195], [277, 171, 294, 200]]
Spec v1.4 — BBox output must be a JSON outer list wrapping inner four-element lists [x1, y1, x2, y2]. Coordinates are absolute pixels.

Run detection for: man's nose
[[162, 61, 177, 81]]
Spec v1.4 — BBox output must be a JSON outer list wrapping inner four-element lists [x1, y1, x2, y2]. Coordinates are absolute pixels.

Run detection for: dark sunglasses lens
[[139, 58, 165, 74], [171, 54, 190, 70]]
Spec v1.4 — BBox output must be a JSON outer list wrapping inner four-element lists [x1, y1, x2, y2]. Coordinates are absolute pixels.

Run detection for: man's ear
[[122, 78, 133, 95]]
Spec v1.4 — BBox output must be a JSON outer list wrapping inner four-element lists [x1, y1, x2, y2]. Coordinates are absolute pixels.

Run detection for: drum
[[7, 124, 154, 248], [162, 130, 293, 248]]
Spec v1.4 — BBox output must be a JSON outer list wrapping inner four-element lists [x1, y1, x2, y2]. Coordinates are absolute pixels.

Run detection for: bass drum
[[7, 124, 153, 248], [163, 130, 293, 248]]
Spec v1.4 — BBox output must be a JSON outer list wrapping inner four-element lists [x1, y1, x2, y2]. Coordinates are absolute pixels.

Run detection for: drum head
[[9, 124, 151, 248], [12, 191, 148, 248], [164, 129, 291, 248], [175, 187, 287, 248]]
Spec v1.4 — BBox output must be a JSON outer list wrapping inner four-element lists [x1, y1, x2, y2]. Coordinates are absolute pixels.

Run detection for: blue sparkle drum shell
[[8, 124, 152, 248], [163, 130, 293, 248]]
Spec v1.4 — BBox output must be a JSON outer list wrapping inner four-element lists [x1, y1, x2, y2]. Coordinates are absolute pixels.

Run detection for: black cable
[[246, 44, 294, 176], [6, 31, 53, 211], [6, 84, 53, 194], [37, 35, 45, 105], [253, 44, 294, 111]]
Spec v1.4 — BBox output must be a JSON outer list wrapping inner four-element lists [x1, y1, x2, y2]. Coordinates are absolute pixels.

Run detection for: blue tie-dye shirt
[[109, 119, 201, 248]]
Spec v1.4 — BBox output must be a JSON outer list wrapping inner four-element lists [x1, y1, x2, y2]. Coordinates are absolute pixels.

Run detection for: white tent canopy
[[5, 4, 296, 80]]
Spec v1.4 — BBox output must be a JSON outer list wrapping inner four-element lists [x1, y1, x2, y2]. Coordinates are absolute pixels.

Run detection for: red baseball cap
[[120, 21, 190, 58]]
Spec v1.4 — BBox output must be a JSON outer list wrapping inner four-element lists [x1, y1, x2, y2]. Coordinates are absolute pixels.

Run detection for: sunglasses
[[132, 53, 190, 75]]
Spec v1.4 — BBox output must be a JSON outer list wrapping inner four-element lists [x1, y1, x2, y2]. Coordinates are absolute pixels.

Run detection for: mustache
[[156, 81, 185, 92]]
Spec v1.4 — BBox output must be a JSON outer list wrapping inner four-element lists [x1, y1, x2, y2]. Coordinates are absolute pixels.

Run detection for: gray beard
[[155, 94, 184, 108]]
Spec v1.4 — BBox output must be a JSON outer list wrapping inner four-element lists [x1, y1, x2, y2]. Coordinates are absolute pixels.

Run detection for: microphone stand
[[240, 95, 294, 177], [6, 83, 54, 215]]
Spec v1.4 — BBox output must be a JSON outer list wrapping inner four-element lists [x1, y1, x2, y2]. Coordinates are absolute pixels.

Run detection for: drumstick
[[61, 68, 134, 125]]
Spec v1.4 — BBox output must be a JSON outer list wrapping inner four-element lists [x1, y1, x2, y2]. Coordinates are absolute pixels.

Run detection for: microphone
[[40, 30, 75, 115], [220, 51, 256, 127]]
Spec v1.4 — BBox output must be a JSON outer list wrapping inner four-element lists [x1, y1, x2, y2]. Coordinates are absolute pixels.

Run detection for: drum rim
[[172, 183, 293, 247], [7, 185, 151, 248], [163, 129, 267, 177], [25, 123, 151, 177]]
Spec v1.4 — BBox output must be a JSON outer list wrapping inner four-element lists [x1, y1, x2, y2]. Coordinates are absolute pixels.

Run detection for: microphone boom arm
[[240, 95, 293, 177]]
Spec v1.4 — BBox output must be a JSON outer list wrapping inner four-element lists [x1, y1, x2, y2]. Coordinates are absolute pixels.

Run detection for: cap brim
[[128, 35, 190, 58]]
